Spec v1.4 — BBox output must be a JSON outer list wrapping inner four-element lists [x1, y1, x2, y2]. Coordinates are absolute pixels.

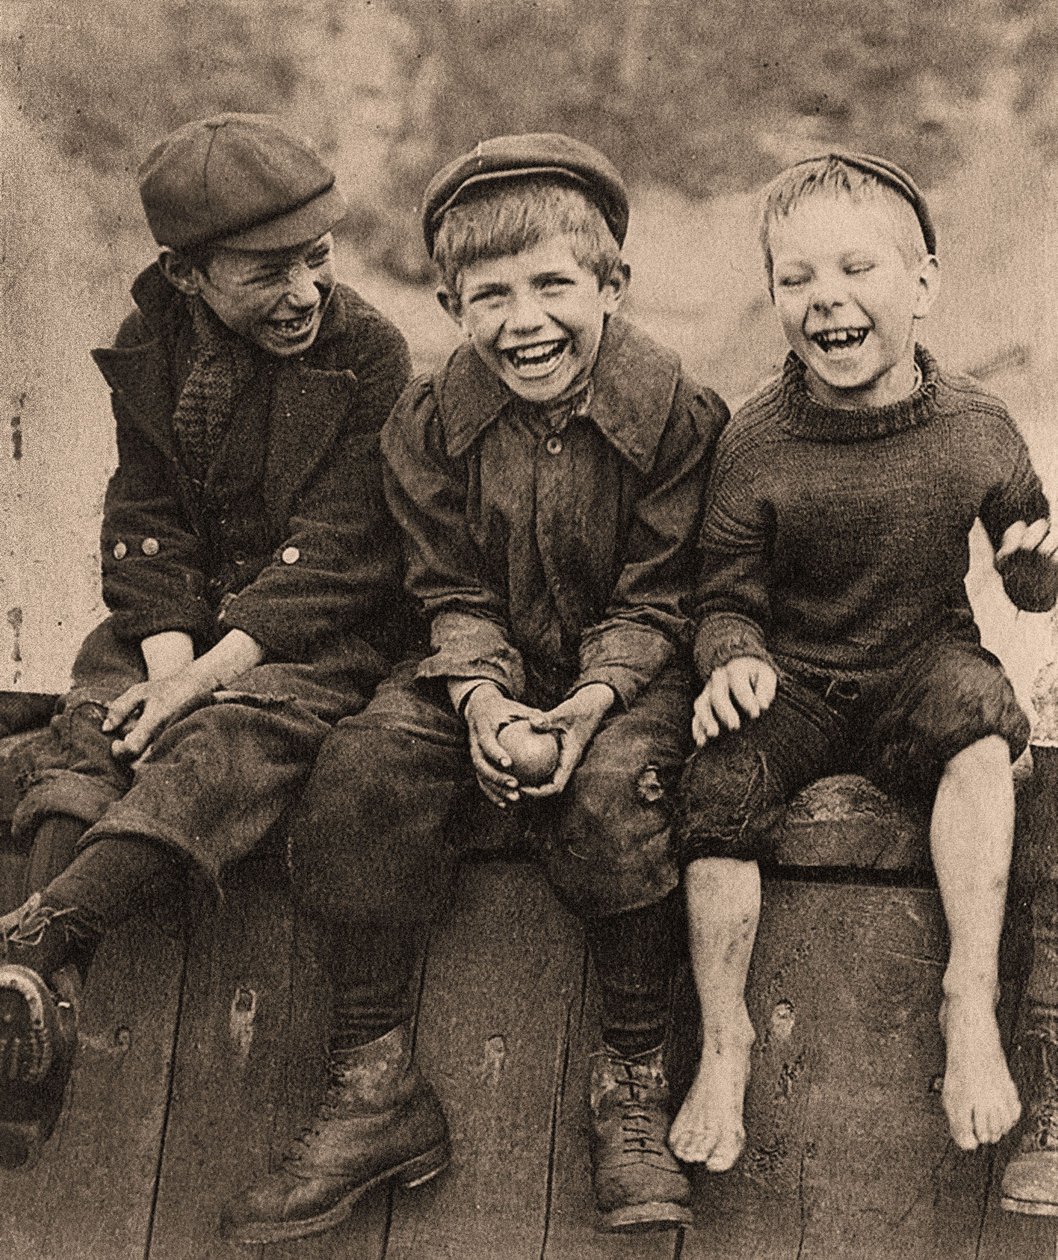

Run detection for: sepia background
[[2, 0, 1058, 698]]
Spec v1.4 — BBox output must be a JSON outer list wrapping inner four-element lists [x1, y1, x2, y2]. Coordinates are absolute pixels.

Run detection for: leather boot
[[0, 894, 84, 1169], [0, 959, 81, 1170], [590, 1045, 693, 1232], [219, 1023, 450, 1243], [1001, 1027, 1058, 1214]]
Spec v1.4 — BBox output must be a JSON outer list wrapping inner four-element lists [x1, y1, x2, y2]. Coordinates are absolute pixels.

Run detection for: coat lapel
[[91, 340, 178, 463]]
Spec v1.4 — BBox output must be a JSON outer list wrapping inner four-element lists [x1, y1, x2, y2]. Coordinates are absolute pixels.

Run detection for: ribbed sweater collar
[[779, 343, 940, 442]]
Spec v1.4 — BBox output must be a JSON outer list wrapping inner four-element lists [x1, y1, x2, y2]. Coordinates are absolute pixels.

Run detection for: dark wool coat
[[10, 266, 413, 879], [91, 263, 412, 678]]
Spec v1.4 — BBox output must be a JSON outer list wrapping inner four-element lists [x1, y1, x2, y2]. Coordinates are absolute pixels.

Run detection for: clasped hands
[[463, 681, 615, 808]]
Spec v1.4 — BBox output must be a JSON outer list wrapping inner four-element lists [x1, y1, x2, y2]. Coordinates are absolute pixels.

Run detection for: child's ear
[[436, 287, 464, 328], [601, 261, 631, 315], [158, 249, 205, 297], [913, 254, 940, 320]]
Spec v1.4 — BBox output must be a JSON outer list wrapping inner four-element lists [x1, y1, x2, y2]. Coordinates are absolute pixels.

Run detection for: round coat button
[[141, 537, 160, 556], [281, 546, 301, 565], [112, 541, 127, 560], [545, 435, 563, 456]]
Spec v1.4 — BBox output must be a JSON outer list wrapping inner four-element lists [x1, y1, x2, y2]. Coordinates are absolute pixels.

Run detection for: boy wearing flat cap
[[668, 154, 1058, 1186], [218, 133, 729, 1242], [0, 113, 411, 1167]]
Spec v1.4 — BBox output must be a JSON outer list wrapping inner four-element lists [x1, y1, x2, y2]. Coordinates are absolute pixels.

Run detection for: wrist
[[459, 680, 502, 719], [570, 682, 616, 716]]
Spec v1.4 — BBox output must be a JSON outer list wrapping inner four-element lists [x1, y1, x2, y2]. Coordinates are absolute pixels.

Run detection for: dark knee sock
[[24, 815, 85, 895], [329, 924, 421, 1054], [1026, 879, 1058, 1026], [9, 835, 182, 980], [584, 896, 678, 1057]]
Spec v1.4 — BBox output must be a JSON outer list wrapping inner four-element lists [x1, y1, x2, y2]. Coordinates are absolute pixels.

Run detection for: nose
[[507, 288, 546, 333], [808, 275, 847, 312], [281, 262, 321, 311]]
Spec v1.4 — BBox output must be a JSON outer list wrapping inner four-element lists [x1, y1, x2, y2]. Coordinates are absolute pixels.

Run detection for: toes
[[944, 1095, 979, 1151], [705, 1129, 745, 1172], [669, 1119, 720, 1164]]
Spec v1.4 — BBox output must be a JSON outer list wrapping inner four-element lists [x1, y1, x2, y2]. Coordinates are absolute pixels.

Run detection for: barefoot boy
[[220, 133, 729, 1242], [668, 153, 1058, 1170], [0, 113, 410, 1167]]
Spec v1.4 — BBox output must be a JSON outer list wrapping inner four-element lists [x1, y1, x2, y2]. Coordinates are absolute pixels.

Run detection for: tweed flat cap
[[795, 150, 937, 256], [138, 113, 348, 252], [421, 132, 629, 255]]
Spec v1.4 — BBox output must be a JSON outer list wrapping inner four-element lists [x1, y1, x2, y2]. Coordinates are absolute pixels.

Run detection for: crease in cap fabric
[[791, 150, 937, 256], [138, 112, 348, 252], [421, 132, 629, 255]]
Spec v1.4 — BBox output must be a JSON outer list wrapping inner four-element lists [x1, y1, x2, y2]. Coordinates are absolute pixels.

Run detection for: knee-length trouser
[[289, 660, 692, 925], [675, 637, 1030, 866], [12, 619, 375, 893]]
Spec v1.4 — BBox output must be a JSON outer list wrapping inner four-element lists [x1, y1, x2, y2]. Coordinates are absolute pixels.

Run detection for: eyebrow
[[242, 238, 332, 277]]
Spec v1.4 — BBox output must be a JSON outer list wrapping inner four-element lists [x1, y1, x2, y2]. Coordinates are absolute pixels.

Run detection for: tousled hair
[[759, 157, 928, 291], [432, 176, 621, 298]]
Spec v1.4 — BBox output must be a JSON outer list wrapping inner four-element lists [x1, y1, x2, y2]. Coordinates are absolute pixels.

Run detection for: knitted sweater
[[693, 346, 1058, 681]]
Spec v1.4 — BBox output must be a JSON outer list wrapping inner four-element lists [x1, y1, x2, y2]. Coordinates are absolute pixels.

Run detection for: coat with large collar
[[381, 315, 729, 708], [91, 263, 412, 670]]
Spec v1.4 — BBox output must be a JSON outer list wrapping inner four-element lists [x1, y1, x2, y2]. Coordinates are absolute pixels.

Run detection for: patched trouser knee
[[543, 758, 681, 918], [540, 667, 692, 918]]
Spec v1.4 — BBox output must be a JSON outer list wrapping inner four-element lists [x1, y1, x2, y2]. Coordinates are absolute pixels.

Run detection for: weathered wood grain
[[543, 961, 680, 1260], [0, 849, 185, 1260], [384, 859, 583, 1260], [147, 849, 391, 1260], [680, 881, 989, 1260]]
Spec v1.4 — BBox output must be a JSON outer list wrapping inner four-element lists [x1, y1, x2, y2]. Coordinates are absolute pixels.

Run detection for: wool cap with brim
[[792, 150, 937, 256], [421, 132, 629, 256], [138, 112, 348, 253]]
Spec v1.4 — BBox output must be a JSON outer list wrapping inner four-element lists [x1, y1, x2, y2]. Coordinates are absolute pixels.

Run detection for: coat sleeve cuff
[[414, 611, 526, 697], [575, 624, 675, 708], [693, 613, 774, 680]]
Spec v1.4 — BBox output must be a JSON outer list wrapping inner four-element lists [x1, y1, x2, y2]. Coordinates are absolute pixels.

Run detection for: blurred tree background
[[5, 0, 1058, 280]]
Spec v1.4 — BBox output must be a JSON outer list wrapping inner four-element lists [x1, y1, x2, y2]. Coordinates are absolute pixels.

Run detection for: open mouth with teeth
[[270, 309, 318, 340], [503, 338, 569, 376], [811, 327, 869, 352]]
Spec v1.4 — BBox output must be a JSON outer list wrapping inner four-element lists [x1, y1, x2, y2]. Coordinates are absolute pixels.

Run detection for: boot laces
[[598, 1052, 669, 1158], [0, 895, 85, 955], [283, 1077, 346, 1168]]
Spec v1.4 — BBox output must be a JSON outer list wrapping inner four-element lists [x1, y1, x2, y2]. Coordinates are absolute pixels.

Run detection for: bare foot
[[669, 1008, 755, 1169], [938, 991, 1021, 1150]]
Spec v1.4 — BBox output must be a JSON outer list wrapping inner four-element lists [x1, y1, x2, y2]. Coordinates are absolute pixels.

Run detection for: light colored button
[[112, 541, 127, 560], [141, 537, 159, 556], [545, 434, 563, 456], [281, 546, 301, 565]]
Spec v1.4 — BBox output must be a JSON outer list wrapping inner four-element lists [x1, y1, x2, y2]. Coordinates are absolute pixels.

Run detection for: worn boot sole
[[598, 1200, 694, 1233], [1000, 1193, 1058, 1216], [0, 965, 64, 1086], [221, 1140, 452, 1244]]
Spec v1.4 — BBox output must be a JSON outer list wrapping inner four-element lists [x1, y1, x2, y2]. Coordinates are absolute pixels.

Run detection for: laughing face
[[442, 236, 628, 404], [769, 196, 938, 409], [190, 234, 336, 358]]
